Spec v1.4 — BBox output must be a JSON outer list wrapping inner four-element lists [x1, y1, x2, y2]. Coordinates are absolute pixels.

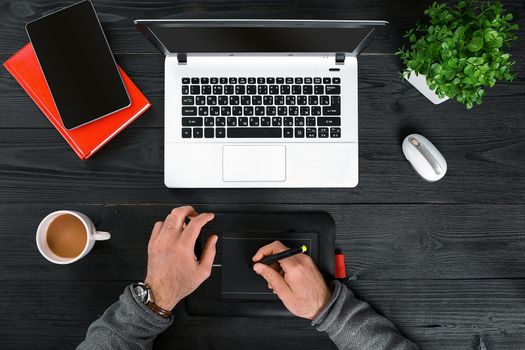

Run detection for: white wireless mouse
[[402, 134, 447, 182]]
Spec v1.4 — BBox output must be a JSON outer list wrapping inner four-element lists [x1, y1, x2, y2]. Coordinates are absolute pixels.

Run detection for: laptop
[[134, 20, 387, 188]]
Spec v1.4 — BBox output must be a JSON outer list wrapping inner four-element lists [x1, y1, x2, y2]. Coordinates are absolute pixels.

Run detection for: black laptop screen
[[140, 22, 382, 54]]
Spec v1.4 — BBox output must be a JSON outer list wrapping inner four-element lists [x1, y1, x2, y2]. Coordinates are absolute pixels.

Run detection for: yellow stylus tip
[[301, 245, 308, 252]]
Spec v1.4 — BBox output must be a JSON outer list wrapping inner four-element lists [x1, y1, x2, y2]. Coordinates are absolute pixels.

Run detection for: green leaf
[[430, 63, 443, 75], [467, 37, 484, 52]]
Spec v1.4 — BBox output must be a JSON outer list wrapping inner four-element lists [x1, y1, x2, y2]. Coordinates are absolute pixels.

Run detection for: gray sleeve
[[312, 281, 419, 350], [77, 285, 173, 350]]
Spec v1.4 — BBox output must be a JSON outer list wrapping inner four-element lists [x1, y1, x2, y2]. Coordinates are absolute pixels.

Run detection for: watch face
[[134, 285, 149, 303]]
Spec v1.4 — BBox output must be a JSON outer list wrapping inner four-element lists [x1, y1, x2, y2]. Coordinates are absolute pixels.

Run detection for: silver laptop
[[134, 20, 387, 188]]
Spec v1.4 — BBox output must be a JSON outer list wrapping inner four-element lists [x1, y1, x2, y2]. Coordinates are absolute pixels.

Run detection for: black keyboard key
[[213, 85, 223, 94], [272, 117, 282, 126], [207, 96, 217, 105], [297, 96, 307, 105], [295, 77, 303, 84], [286, 77, 293, 84], [325, 85, 341, 94], [204, 128, 214, 138], [248, 77, 256, 84], [238, 77, 247, 84], [284, 117, 293, 126], [295, 128, 305, 138], [221, 106, 231, 116], [182, 117, 202, 126], [239, 117, 249, 126], [320, 96, 330, 105], [250, 117, 260, 126], [218, 96, 228, 105], [191, 78, 199, 84], [257, 77, 265, 84], [286, 96, 296, 105], [284, 128, 293, 138], [210, 77, 218, 84], [233, 106, 242, 116], [322, 106, 341, 116], [309, 96, 319, 105], [235, 85, 245, 95], [319, 127, 329, 138], [314, 85, 324, 94], [229, 77, 237, 84], [303, 85, 313, 94], [230, 96, 240, 105], [182, 85, 189, 95], [224, 85, 234, 94], [227, 128, 282, 138], [201, 78, 209, 84], [252, 96, 262, 105], [306, 127, 317, 138], [204, 117, 214, 126], [263, 96, 273, 105], [333, 77, 341, 84], [318, 117, 341, 126], [244, 106, 254, 116], [295, 117, 305, 126], [261, 117, 271, 126], [289, 106, 299, 116], [330, 127, 341, 138], [216, 117, 225, 126], [182, 128, 191, 138], [275, 96, 285, 105], [193, 128, 203, 138], [198, 106, 208, 115], [258, 85, 268, 94], [216, 128, 226, 138], [182, 107, 197, 116], [276, 77, 284, 84], [227, 117, 237, 126], [331, 96, 341, 107], [255, 106, 265, 116], [182, 96, 194, 105], [241, 96, 251, 105], [304, 77, 312, 84], [266, 107, 276, 116], [306, 117, 316, 126], [323, 77, 331, 84], [269, 85, 279, 94], [190, 85, 200, 95], [267, 78, 275, 84], [300, 106, 310, 116], [311, 106, 321, 116], [182, 78, 190, 84], [220, 77, 228, 84], [202, 85, 211, 94], [314, 77, 322, 84], [247, 85, 257, 94], [280, 85, 290, 95], [210, 107, 220, 116], [292, 85, 301, 94], [278, 106, 287, 116], [196, 96, 206, 105]]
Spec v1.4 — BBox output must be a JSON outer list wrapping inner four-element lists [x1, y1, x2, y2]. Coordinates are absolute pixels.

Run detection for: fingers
[[181, 212, 215, 245], [252, 240, 289, 262], [157, 206, 197, 240], [253, 263, 293, 301], [198, 235, 218, 278], [150, 221, 164, 241]]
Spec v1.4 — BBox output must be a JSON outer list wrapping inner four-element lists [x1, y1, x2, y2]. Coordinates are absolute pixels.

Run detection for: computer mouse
[[402, 134, 447, 182]]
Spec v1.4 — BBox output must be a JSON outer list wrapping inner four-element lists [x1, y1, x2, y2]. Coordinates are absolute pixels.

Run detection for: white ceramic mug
[[36, 210, 111, 264]]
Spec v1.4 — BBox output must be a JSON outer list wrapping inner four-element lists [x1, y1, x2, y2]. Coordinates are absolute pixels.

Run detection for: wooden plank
[[1, 278, 525, 349], [1, 204, 524, 280], [0, 124, 523, 204], [1, 53, 524, 129]]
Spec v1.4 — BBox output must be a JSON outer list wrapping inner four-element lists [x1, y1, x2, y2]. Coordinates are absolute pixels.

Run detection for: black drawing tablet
[[26, 1, 130, 129]]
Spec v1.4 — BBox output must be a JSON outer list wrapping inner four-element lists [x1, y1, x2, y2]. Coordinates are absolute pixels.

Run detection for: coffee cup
[[36, 210, 110, 264]]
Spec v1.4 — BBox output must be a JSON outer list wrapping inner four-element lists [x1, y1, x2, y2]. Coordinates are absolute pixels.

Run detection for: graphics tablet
[[26, 1, 130, 130]]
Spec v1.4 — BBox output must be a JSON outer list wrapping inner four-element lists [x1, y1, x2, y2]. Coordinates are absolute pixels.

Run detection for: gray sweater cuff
[[127, 285, 174, 328], [311, 280, 345, 330]]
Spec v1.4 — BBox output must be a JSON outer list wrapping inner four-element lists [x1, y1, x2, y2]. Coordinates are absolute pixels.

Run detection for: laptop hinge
[[335, 53, 345, 65], [177, 53, 187, 64]]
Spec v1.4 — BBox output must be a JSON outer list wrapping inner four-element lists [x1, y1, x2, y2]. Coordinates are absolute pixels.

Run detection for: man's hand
[[252, 241, 331, 320], [144, 206, 217, 311]]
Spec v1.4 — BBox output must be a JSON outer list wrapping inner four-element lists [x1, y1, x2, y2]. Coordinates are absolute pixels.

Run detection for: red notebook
[[3, 43, 151, 159]]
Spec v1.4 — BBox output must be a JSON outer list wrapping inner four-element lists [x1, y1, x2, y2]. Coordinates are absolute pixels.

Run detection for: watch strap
[[147, 301, 172, 318]]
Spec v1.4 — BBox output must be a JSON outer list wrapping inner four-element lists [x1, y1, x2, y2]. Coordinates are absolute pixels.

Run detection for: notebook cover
[[3, 43, 151, 159]]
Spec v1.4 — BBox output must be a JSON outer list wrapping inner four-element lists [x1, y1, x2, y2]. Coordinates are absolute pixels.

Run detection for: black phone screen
[[26, 0, 130, 129]]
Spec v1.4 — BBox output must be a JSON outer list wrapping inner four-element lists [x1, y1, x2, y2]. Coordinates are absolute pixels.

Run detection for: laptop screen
[[135, 20, 387, 55]]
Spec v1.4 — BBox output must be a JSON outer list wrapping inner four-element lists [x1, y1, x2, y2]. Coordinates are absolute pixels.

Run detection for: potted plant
[[396, 0, 519, 108]]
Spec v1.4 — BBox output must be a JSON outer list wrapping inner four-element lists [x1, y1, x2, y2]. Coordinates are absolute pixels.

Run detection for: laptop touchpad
[[223, 146, 286, 182]]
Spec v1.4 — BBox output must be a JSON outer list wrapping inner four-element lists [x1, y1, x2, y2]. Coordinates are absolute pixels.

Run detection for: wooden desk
[[0, 1, 524, 349]]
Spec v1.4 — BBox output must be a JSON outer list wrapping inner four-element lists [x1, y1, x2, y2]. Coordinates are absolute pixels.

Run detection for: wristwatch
[[133, 282, 172, 318]]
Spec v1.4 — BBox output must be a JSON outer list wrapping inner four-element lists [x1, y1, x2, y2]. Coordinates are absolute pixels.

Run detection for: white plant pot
[[404, 70, 450, 105]]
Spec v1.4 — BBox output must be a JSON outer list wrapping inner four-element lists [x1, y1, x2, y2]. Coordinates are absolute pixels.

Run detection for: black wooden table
[[1, 1, 524, 349]]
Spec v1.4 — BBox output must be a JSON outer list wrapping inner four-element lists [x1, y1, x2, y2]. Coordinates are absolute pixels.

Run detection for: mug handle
[[93, 231, 111, 241]]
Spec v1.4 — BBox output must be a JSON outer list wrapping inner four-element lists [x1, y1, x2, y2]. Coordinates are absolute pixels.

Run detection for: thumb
[[253, 263, 293, 301], [198, 235, 218, 278]]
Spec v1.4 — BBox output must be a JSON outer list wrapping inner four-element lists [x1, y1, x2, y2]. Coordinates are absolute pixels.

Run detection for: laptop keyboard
[[180, 77, 341, 139]]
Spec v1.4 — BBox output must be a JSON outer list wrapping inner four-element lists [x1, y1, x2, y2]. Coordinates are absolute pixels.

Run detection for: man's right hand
[[252, 241, 332, 320]]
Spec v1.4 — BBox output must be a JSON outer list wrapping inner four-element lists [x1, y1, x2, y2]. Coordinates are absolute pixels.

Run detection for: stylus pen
[[257, 245, 308, 265]]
